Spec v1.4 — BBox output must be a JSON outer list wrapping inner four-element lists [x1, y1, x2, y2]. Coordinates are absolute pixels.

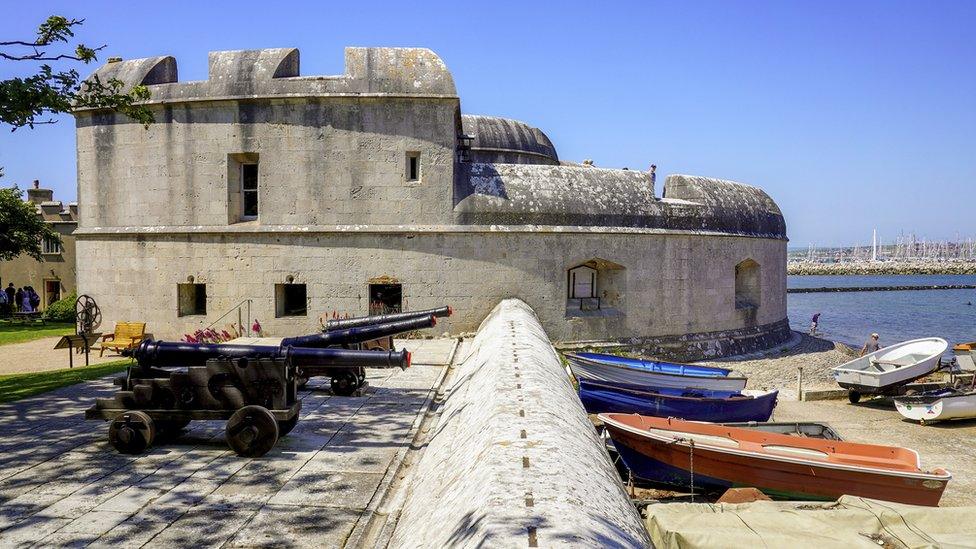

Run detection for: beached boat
[[953, 342, 976, 371], [579, 379, 776, 422], [895, 387, 976, 424], [601, 413, 951, 506], [831, 337, 948, 403], [566, 352, 747, 392]]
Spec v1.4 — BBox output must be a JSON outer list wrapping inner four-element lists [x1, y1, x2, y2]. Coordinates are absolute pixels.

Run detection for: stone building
[[0, 181, 78, 309], [73, 47, 789, 358]]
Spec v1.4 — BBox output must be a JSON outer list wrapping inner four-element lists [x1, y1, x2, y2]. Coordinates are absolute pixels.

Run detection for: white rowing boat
[[831, 337, 948, 403], [895, 387, 976, 424], [566, 352, 748, 392]]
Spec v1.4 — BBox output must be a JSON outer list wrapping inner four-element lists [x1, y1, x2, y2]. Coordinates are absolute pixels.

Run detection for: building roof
[[454, 165, 786, 239], [461, 115, 558, 164]]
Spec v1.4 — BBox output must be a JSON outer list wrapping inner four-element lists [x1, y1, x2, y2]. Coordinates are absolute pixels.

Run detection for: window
[[566, 259, 627, 316], [406, 152, 420, 182], [369, 283, 402, 315], [177, 284, 207, 316], [275, 284, 307, 317], [241, 163, 259, 219], [734, 259, 761, 309], [41, 235, 62, 254]]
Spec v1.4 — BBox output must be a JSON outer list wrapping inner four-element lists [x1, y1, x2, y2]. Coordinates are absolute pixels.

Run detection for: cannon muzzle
[[282, 315, 436, 349], [324, 305, 452, 331]]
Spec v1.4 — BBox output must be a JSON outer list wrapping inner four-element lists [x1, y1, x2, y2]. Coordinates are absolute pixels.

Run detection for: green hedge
[[44, 291, 76, 322]]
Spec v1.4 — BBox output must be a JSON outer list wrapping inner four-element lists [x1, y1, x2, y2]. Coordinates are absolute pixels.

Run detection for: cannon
[[87, 341, 411, 457], [281, 314, 437, 349], [126, 338, 409, 396], [323, 305, 452, 331]]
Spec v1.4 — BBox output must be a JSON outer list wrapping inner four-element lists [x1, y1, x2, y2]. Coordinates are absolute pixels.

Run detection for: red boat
[[601, 413, 951, 506]]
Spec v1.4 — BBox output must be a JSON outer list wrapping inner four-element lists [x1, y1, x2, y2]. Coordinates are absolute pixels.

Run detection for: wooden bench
[[92, 322, 147, 356], [9, 311, 44, 325]]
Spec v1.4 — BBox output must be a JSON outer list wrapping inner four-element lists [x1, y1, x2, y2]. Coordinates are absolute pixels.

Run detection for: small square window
[[41, 236, 62, 254], [177, 284, 207, 316], [241, 163, 259, 219], [276, 284, 307, 317], [406, 152, 420, 182]]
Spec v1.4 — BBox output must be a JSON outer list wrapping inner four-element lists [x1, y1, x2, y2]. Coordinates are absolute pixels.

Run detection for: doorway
[[43, 279, 61, 310]]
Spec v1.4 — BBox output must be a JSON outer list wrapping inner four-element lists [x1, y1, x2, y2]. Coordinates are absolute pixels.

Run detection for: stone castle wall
[[75, 229, 785, 342]]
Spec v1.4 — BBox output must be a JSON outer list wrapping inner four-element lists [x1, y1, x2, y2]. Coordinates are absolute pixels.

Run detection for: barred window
[[42, 236, 62, 254]]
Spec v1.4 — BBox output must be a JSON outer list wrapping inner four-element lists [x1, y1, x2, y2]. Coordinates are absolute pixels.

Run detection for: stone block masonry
[[389, 299, 650, 547]]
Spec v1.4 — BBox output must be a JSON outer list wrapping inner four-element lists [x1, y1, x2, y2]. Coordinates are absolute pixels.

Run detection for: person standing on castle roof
[[647, 164, 657, 190]]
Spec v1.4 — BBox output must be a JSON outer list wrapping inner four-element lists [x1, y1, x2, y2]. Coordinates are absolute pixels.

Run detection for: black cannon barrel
[[282, 314, 436, 349], [126, 339, 410, 370], [324, 305, 452, 331]]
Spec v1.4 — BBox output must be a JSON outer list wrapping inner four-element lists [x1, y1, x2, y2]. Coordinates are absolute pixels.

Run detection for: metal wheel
[[330, 371, 359, 396], [109, 411, 156, 454], [226, 405, 279, 457], [848, 390, 862, 404], [277, 414, 299, 437], [75, 294, 101, 334]]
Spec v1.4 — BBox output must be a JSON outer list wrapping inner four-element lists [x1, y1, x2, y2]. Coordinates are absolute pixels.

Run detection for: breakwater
[[788, 261, 976, 276], [789, 284, 976, 294]]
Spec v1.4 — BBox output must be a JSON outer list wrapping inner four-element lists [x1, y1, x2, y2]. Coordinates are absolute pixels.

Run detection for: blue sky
[[1, 1, 973, 247]]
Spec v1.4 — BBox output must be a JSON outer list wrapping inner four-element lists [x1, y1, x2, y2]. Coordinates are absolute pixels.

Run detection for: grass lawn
[[0, 359, 131, 403], [0, 321, 75, 346]]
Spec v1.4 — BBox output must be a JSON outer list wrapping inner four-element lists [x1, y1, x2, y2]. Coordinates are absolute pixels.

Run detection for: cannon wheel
[[357, 368, 366, 388], [331, 371, 360, 396], [848, 390, 862, 404], [277, 414, 299, 437], [226, 405, 279, 457], [109, 411, 156, 455]]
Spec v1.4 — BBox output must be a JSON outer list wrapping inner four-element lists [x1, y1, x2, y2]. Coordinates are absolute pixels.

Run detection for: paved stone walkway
[[0, 339, 456, 548], [0, 336, 124, 375]]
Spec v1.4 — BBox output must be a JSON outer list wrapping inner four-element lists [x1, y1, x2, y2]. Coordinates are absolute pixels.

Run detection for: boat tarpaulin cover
[[645, 495, 976, 548]]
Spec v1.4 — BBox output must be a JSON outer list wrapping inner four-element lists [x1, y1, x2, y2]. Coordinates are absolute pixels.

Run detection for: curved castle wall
[[74, 47, 789, 357]]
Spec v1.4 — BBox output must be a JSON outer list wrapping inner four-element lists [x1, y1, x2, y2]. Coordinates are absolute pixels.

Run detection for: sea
[[787, 274, 976, 352]]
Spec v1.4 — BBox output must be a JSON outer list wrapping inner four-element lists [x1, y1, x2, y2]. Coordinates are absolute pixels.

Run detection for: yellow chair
[[93, 322, 147, 357]]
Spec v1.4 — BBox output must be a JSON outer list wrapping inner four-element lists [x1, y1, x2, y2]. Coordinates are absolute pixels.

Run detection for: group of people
[[809, 312, 881, 356], [0, 283, 40, 315]]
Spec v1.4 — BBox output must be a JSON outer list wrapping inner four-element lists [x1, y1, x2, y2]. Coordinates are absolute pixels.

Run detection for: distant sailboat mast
[[872, 229, 878, 262]]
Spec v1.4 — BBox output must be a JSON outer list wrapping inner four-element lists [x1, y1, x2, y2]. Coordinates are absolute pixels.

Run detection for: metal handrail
[[205, 298, 252, 337]]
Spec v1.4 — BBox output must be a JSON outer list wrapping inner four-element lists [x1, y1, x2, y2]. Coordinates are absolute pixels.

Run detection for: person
[[647, 164, 657, 189], [860, 333, 881, 356], [28, 287, 40, 311], [20, 288, 32, 313], [4, 283, 14, 310], [0, 287, 7, 317], [809, 312, 821, 335], [14, 287, 24, 313]]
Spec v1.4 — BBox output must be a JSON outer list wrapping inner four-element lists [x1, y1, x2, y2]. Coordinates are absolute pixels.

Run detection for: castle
[[73, 47, 789, 358]]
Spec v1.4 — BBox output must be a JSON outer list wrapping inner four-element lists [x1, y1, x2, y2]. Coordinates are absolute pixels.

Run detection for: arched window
[[566, 258, 626, 315], [734, 259, 761, 309]]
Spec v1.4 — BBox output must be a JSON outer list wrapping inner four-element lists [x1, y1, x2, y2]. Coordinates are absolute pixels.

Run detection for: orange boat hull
[[605, 417, 949, 506]]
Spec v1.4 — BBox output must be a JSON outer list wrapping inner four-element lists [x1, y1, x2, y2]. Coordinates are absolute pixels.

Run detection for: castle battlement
[[76, 47, 457, 111]]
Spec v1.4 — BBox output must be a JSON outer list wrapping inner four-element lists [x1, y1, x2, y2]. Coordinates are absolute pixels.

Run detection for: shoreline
[[788, 262, 976, 276]]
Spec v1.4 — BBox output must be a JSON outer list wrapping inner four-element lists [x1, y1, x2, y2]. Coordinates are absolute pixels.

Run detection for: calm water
[[788, 275, 976, 351]]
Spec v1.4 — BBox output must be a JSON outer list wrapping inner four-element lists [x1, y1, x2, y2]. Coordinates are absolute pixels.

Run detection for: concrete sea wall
[[390, 299, 649, 547]]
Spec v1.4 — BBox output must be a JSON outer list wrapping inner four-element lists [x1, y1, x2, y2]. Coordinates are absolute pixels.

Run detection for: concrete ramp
[[390, 299, 649, 547]]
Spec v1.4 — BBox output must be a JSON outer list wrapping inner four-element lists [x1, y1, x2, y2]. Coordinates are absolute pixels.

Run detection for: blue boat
[[566, 352, 747, 392], [579, 378, 777, 422]]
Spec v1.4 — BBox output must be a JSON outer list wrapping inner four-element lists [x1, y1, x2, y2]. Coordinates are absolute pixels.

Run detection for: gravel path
[[699, 331, 857, 399], [0, 336, 125, 374]]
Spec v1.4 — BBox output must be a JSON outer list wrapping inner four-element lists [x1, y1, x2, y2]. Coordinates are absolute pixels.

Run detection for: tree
[[1, 15, 154, 131], [0, 186, 60, 261], [0, 15, 153, 259]]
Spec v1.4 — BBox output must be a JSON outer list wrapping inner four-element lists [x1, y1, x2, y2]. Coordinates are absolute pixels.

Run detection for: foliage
[[0, 185, 61, 260], [0, 320, 74, 346], [0, 15, 154, 131], [43, 290, 77, 322], [0, 359, 131, 403]]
